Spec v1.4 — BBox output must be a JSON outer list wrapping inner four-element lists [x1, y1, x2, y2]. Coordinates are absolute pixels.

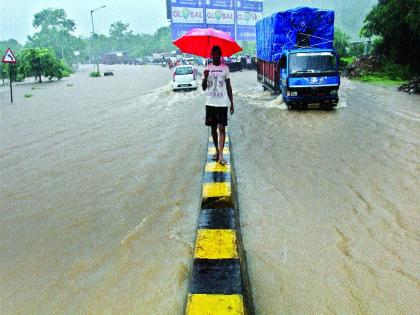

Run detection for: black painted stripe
[[198, 208, 236, 230], [203, 171, 231, 183], [201, 196, 234, 209], [189, 258, 242, 294]]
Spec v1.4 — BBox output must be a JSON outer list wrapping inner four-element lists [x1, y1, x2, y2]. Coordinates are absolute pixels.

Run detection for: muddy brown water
[[1, 65, 419, 314]]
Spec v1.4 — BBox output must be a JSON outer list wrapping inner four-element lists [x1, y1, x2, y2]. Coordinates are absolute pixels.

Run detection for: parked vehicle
[[256, 7, 340, 109], [134, 58, 145, 65], [152, 53, 162, 63], [172, 65, 198, 91], [228, 59, 243, 72], [101, 51, 129, 65], [183, 53, 195, 64]]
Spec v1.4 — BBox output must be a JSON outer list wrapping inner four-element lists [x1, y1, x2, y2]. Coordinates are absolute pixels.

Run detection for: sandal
[[219, 158, 228, 165], [212, 153, 219, 161]]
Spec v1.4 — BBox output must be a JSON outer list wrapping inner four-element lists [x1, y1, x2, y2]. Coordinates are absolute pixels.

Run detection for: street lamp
[[90, 5, 106, 75]]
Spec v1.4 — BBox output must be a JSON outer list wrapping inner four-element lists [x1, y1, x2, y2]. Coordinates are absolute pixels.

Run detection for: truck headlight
[[291, 91, 298, 96], [330, 89, 338, 95]]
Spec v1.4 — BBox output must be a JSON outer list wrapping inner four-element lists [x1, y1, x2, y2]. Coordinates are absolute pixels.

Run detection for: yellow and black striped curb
[[185, 130, 254, 315]]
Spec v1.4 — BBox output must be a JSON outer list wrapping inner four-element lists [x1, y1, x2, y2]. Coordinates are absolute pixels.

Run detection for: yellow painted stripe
[[186, 294, 244, 315], [195, 229, 238, 259], [208, 147, 230, 154], [202, 182, 231, 198], [205, 162, 230, 173]]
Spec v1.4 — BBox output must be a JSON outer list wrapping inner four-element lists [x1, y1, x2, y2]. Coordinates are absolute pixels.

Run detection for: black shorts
[[205, 106, 228, 126]]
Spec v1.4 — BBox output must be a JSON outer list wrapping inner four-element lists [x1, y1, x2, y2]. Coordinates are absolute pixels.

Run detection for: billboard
[[206, 0, 235, 37], [236, 0, 263, 41], [169, 0, 263, 41]]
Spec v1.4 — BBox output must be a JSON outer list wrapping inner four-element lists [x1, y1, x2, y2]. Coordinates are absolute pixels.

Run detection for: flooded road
[[1, 65, 419, 314], [230, 74, 420, 314], [1, 65, 207, 314]]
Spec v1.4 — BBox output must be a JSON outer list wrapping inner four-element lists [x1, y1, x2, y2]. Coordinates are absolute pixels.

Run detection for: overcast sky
[[0, 0, 169, 43]]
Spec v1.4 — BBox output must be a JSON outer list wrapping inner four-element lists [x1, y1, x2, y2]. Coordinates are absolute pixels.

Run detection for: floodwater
[[230, 74, 420, 314], [1, 65, 419, 314]]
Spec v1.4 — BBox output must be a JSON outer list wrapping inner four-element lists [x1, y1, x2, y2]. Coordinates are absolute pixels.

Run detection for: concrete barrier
[[185, 130, 254, 315]]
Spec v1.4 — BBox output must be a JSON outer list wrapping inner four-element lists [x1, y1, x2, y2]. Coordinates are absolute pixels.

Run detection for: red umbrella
[[172, 28, 242, 58]]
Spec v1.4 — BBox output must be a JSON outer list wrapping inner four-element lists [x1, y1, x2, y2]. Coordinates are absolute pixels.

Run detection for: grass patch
[[24, 93, 33, 98], [346, 58, 413, 87], [90, 71, 101, 77], [354, 74, 406, 86]]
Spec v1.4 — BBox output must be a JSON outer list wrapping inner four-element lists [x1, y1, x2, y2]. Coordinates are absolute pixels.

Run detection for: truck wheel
[[322, 103, 334, 110]]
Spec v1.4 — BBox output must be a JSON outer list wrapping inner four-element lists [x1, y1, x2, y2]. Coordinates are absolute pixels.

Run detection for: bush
[[347, 56, 413, 83], [381, 60, 413, 80], [90, 71, 100, 77], [340, 57, 356, 68], [59, 60, 73, 78], [15, 47, 71, 82]]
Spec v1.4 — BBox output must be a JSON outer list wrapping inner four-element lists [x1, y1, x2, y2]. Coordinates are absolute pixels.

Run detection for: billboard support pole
[[234, 0, 237, 40], [204, 1, 207, 29]]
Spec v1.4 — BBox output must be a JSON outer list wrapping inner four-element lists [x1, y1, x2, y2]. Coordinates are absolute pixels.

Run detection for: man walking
[[202, 45, 234, 165]]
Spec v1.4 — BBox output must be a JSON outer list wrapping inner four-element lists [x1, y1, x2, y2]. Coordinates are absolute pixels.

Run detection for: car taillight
[[173, 72, 175, 81]]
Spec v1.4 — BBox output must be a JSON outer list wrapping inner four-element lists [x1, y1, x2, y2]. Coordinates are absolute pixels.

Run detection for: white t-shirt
[[205, 63, 230, 107]]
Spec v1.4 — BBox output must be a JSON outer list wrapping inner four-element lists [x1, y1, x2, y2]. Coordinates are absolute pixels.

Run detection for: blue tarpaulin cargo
[[256, 7, 335, 62]]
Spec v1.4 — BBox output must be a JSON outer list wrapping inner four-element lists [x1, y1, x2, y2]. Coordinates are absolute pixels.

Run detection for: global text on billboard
[[169, 0, 263, 41]]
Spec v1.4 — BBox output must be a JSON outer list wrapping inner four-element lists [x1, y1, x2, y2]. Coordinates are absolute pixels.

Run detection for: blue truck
[[256, 7, 340, 109]]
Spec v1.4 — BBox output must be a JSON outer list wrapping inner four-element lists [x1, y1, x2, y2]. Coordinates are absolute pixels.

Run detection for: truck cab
[[279, 48, 340, 109]]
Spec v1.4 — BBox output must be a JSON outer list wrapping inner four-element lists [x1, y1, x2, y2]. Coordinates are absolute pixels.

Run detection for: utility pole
[[90, 5, 106, 75]]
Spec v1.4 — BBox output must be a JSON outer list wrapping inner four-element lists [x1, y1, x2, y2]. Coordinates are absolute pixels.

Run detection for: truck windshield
[[289, 52, 337, 75]]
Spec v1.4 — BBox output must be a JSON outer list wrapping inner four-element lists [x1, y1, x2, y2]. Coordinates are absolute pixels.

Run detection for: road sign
[[2, 48, 16, 103], [2, 48, 17, 64]]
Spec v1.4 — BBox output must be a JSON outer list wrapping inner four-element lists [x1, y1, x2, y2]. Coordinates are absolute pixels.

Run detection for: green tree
[[361, 0, 420, 72], [18, 47, 68, 82], [83, 26, 176, 60], [0, 39, 23, 54], [109, 21, 132, 50], [155, 27, 172, 52], [238, 41, 256, 56], [32, 8, 75, 33], [27, 8, 84, 64], [334, 28, 351, 57], [348, 42, 366, 57]]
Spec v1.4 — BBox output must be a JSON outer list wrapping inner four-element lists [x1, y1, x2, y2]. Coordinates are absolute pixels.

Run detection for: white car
[[172, 65, 198, 91]]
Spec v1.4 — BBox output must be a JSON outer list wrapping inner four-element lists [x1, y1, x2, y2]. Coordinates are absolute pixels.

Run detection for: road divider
[[185, 129, 254, 315]]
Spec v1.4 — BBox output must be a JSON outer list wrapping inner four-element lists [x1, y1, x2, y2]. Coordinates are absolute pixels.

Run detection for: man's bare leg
[[218, 124, 226, 163], [211, 125, 219, 160]]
